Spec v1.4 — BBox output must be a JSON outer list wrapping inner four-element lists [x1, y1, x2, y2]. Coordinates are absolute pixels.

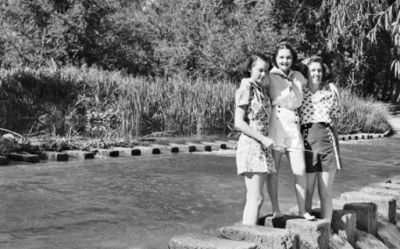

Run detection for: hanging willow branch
[[366, 0, 400, 78]]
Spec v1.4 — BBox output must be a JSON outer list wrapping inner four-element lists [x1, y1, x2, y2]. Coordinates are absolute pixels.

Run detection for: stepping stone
[[219, 224, 298, 249], [94, 149, 119, 157], [134, 146, 161, 155], [112, 147, 137, 156], [340, 192, 397, 224], [215, 140, 237, 149], [343, 202, 377, 235], [185, 142, 212, 152], [43, 151, 68, 161], [377, 219, 400, 249], [65, 150, 95, 159], [0, 155, 9, 166], [168, 233, 257, 249], [286, 218, 330, 249], [355, 229, 388, 249], [199, 141, 226, 150], [329, 233, 353, 249], [8, 152, 40, 163], [150, 144, 179, 154], [311, 208, 357, 247], [169, 143, 196, 153]]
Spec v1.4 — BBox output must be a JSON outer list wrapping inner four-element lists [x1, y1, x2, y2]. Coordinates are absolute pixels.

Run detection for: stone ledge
[[219, 224, 298, 249], [8, 152, 40, 163], [168, 233, 257, 249], [343, 202, 377, 235], [285, 218, 330, 249], [340, 192, 397, 224]]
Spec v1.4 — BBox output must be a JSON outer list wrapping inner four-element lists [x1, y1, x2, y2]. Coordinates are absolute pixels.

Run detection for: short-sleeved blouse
[[300, 86, 340, 126], [235, 78, 275, 175]]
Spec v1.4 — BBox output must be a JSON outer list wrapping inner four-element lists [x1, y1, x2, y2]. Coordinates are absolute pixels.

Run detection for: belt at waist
[[301, 122, 330, 129]]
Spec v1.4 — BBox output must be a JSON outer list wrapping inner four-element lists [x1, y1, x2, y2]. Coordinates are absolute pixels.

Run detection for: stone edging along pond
[[0, 129, 393, 166]]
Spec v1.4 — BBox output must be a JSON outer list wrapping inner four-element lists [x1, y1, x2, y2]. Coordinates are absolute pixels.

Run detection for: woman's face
[[250, 58, 269, 84], [275, 48, 293, 74], [308, 61, 323, 88]]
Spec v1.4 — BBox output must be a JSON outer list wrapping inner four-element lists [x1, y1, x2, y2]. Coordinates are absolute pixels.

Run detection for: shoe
[[272, 212, 284, 219], [303, 212, 316, 221]]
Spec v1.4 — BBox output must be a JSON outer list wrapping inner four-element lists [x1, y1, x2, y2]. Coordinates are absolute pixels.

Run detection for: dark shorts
[[301, 123, 339, 173]]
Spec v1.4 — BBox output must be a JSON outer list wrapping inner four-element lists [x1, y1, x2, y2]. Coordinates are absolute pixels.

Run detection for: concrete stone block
[[343, 202, 377, 235], [65, 150, 95, 159], [260, 213, 302, 228], [219, 224, 298, 249], [201, 141, 227, 150], [0, 155, 9, 165], [311, 208, 357, 247], [169, 143, 196, 153], [8, 152, 40, 163], [43, 151, 69, 161], [168, 233, 257, 249], [150, 144, 179, 154], [185, 142, 212, 152], [377, 219, 400, 249], [112, 147, 136, 156], [286, 218, 330, 249], [329, 234, 354, 249], [214, 140, 236, 149], [340, 192, 396, 224], [355, 229, 388, 249]]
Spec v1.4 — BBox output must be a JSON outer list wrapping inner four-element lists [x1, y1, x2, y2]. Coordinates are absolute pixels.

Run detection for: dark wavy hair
[[241, 53, 272, 78], [304, 55, 331, 82], [272, 41, 298, 68]]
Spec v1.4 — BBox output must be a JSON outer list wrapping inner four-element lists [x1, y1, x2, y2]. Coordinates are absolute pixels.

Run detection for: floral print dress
[[235, 78, 275, 175]]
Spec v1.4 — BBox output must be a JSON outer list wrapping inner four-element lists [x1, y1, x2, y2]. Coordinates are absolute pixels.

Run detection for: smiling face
[[249, 57, 269, 84], [275, 48, 293, 74], [308, 61, 323, 89]]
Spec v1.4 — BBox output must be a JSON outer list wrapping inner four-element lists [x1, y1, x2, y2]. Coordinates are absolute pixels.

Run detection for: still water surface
[[0, 137, 400, 249]]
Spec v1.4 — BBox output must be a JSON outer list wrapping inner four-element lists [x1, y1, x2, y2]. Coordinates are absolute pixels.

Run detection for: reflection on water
[[0, 137, 400, 249]]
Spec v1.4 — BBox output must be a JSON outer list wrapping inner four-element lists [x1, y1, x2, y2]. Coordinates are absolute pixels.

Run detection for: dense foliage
[[0, 66, 391, 138], [0, 0, 397, 137]]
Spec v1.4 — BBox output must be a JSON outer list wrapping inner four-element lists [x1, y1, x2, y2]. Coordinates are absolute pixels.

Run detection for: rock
[[377, 219, 400, 249], [219, 224, 298, 249], [341, 192, 396, 224], [354, 229, 388, 249], [343, 202, 377, 235], [168, 233, 257, 249], [329, 233, 354, 249], [286, 218, 331, 249], [310, 209, 356, 247]]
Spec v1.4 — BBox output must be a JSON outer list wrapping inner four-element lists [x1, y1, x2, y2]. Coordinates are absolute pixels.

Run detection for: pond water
[[0, 137, 400, 249]]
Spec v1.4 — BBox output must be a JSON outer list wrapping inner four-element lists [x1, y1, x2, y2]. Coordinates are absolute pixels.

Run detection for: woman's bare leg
[[318, 168, 337, 221], [242, 173, 265, 225], [305, 173, 317, 212], [287, 150, 308, 215], [266, 150, 282, 216]]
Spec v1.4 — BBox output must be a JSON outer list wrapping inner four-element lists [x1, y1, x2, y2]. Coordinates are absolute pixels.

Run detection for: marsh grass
[[0, 66, 392, 141], [337, 88, 391, 134]]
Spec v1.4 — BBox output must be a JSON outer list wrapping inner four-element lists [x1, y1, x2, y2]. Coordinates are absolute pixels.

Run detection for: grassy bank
[[0, 66, 392, 141]]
